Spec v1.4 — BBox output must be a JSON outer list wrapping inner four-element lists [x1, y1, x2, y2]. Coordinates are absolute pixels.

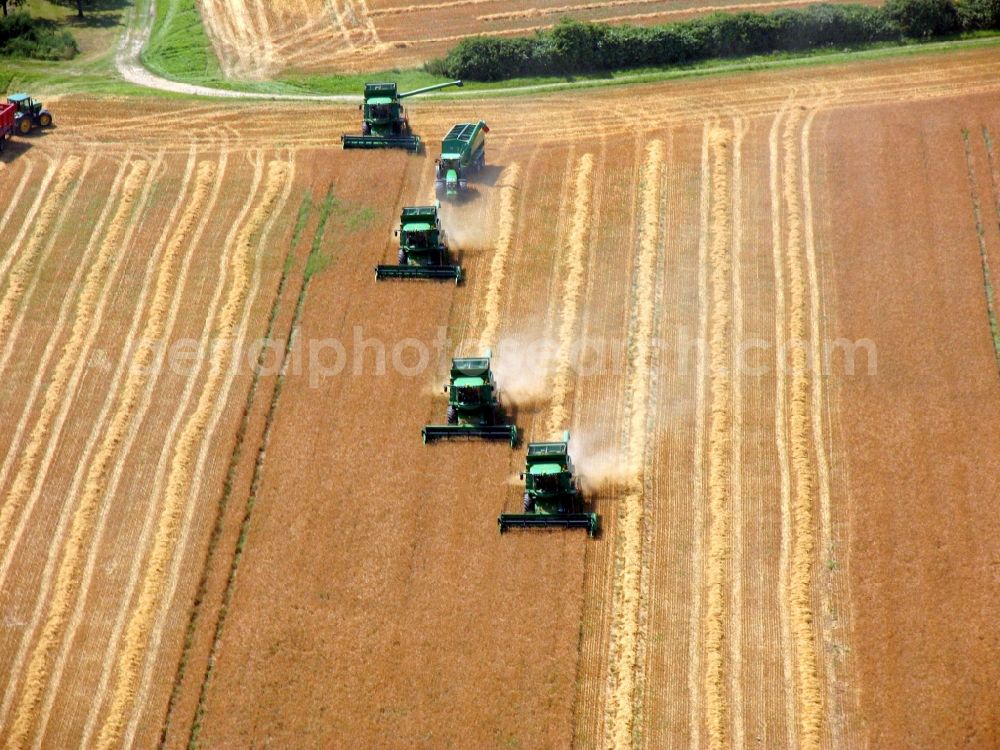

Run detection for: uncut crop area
[[2, 47, 999, 750]]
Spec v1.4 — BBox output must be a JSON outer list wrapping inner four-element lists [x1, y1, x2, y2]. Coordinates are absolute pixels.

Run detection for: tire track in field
[[801, 106, 841, 740], [0, 153, 97, 380], [964, 128, 1000, 374], [729, 117, 747, 750], [0, 157, 82, 350], [323, 0, 355, 47], [31, 155, 219, 749], [687, 123, 711, 749], [94, 160, 290, 750], [125, 153, 295, 749], [77, 152, 246, 750], [781, 106, 825, 750], [702, 124, 734, 750], [603, 138, 663, 750], [476, 163, 522, 350], [547, 153, 594, 438], [2, 158, 152, 750], [768, 101, 799, 750], [368, 0, 497, 16]]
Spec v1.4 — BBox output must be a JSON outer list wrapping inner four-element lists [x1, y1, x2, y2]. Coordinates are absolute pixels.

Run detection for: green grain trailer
[[422, 351, 517, 445], [8, 94, 53, 136], [435, 120, 488, 198], [375, 203, 462, 282], [499, 432, 599, 536], [341, 80, 463, 152]]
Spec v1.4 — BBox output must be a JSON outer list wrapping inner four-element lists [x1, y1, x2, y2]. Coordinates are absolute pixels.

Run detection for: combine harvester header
[[342, 80, 463, 152], [499, 432, 599, 536], [422, 351, 517, 445], [375, 203, 462, 282], [436, 120, 488, 198]]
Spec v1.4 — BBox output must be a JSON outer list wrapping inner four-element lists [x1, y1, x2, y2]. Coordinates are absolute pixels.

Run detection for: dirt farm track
[[1, 47, 1000, 749]]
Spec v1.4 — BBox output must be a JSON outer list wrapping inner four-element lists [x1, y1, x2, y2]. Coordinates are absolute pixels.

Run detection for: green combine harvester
[[375, 203, 462, 282], [8, 93, 53, 135], [341, 80, 463, 152], [422, 350, 517, 446], [435, 120, 488, 198], [499, 432, 599, 536]]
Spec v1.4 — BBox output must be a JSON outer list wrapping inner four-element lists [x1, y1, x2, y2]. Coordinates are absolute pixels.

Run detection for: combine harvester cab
[[422, 350, 517, 446], [499, 431, 599, 536], [342, 80, 463, 152], [8, 93, 53, 137], [375, 203, 462, 283], [435, 120, 488, 199]]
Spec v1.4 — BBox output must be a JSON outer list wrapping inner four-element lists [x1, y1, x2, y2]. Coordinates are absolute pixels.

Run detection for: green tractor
[[422, 350, 517, 446], [435, 120, 488, 199], [341, 80, 463, 152], [499, 432, 599, 536], [375, 203, 462, 282], [9, 94, 53, 135]]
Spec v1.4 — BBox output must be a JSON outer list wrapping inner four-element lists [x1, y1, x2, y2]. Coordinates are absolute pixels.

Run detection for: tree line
[[427, 0, 1000, 81]]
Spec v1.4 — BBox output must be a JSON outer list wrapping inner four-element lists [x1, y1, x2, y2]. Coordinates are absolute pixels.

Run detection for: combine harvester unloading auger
[[375, 203, 462, 282], [342, 80, 463, 152], [422, 351, 517, 446], [499, 432, 599, 536]]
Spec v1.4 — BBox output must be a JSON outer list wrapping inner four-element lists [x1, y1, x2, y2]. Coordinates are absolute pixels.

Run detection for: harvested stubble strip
[[0, 157, 81, 350], [477, 163, 521, 351], [781, 108, 824, 750], [77, 153, 241, 750], [547, 153, 594, 437], [27, 157, 215, 746], [3, 159, 151, 750], [93, 160, 290, 750], [703, 126, 734, 750], [604, 138, 663, 750]]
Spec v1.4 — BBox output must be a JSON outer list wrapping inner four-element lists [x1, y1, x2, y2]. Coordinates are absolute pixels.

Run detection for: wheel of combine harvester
[[362, 122, 371, 135], [39, 112, 52, 127], [446, 406, 457, 425], [523, 493, 534, 512], [397, 249, 407, 265]]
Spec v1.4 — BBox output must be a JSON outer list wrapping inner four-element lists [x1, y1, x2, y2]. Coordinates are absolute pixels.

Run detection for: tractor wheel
[[397, 249, 407, 265], [446, 406, 457, 424], [39, 112, 52, 128], [523, 493, 534, 512], [18, 118, 32, 135]]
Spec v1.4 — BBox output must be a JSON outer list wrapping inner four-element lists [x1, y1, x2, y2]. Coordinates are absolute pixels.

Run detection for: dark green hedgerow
[[427, 0, 1000, 81], [0, 12, 77, 60]]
